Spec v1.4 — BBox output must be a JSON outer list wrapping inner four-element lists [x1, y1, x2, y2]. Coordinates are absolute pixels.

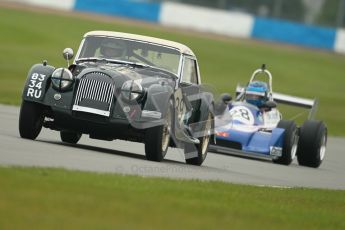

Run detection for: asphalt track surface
[[1, 104, 344, 190]]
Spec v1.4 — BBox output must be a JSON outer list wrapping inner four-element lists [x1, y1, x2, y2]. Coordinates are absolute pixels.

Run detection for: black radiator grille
[[75, 78, 114, 105], [73, 72, 115, 117]]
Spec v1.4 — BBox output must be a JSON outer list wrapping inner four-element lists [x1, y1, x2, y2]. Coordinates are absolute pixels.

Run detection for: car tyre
[[297, 120, 327, 168], [272, 120, 298, 165], [19, 100, 44, 140], [60, 131, 82, 144], [185, 111, 213, 166], [144, 102, 172, 162]]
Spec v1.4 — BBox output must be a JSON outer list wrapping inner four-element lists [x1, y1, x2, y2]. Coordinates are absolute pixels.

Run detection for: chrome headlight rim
[[51, 68, 74, 91], [121, 80, 145, 102]]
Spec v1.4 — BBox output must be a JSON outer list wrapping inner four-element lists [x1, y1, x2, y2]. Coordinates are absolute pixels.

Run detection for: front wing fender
[[22, 63, 55, 103]]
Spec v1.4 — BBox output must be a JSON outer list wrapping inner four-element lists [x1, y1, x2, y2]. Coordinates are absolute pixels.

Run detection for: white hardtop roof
[[84, 31, 195, 56]]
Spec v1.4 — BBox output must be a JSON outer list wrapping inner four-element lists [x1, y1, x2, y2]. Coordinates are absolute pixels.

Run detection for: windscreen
[[78, 36, 181, 75]]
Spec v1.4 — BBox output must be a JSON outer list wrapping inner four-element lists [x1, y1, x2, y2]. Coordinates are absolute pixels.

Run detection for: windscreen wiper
[[76, 58, 149, 68], [75, 57, 106, 64]]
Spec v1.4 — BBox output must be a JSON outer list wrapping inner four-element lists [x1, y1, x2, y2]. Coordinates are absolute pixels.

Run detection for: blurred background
[[151, 0, 345, 28], [9, 0, 344, 52]]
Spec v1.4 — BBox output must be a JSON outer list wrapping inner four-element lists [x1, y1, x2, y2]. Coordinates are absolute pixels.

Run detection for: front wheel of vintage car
[[60, 131, 82, 144], [144, 104, 172, 162], [19, 100, 44, 140], [185, 111, 213, 166]]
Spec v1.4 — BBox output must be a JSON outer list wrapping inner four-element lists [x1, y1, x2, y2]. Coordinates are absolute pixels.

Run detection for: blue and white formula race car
[[210, 65, 327, 168]]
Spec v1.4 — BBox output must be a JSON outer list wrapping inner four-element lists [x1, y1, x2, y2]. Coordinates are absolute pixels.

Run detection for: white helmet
[[100, 40, 126, 59]]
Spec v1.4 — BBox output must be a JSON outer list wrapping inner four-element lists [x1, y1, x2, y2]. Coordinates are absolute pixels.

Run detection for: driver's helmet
[[100, 39, 126, 59], [245, 81, 268, 107]]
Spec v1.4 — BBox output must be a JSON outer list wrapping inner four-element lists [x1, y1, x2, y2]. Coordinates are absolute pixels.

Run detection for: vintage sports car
[[19, 31, 214, 165], [210, 65, 327, 168]]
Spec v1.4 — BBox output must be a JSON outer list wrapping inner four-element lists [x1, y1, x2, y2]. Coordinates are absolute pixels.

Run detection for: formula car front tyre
[[185, 111, 213, 166], [144, 102, 172, 162], [272, 120, 298, 165], [19, 100, 44, 140], [297, 120, 327, 168], [60, 131, 82, 144]]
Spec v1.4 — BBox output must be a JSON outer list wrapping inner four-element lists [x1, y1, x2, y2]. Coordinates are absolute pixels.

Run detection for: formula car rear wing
[[236, 85, 318, 120]]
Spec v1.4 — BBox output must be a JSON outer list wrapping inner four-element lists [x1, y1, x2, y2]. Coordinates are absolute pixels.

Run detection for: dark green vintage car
[[19, 31, 214, 166]]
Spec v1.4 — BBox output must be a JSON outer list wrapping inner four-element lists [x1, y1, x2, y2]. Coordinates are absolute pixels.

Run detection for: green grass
[[0, 6, 345, 135], [0, 166, 344, 229]]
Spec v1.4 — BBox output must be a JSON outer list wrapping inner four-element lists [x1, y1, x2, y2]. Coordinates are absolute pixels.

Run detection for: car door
[[172, 55, 202, 143], [179, 56, 201, 124]]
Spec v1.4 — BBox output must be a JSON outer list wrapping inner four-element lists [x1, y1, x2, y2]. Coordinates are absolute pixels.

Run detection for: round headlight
[[51, 68, 73, 91], [121, 80, 144, 101]]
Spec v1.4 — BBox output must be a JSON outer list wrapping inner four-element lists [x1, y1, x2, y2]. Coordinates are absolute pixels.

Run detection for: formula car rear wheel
[[60, 131, 82, 144], [185, 111, 213, 166], [144, 102, 172, 162], [297, 120, 327, 168], [19, 100, 44, 140], [272, 120, 298, 165]]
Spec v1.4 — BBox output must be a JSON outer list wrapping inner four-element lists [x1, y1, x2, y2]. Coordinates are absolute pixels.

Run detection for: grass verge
[[0, 166, 345, 230]]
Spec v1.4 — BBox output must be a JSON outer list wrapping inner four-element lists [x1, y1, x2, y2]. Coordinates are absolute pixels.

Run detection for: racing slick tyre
[[272, 120, 298, 166], [297, 120, 327, 168], [185, 111, 213, 166], [144, 102, 172, 162], [19, 100, 44, 140], [60, 131, 82, 144]]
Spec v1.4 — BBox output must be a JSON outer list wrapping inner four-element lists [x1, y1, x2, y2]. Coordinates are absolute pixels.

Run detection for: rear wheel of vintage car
[[185, 111, 213, 166], [60, 131, 82, 144], [297, 120, 327, 168], [19, 100, 44, 140], [144, 103, 172, 162], [272, 120, 298, 166]]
